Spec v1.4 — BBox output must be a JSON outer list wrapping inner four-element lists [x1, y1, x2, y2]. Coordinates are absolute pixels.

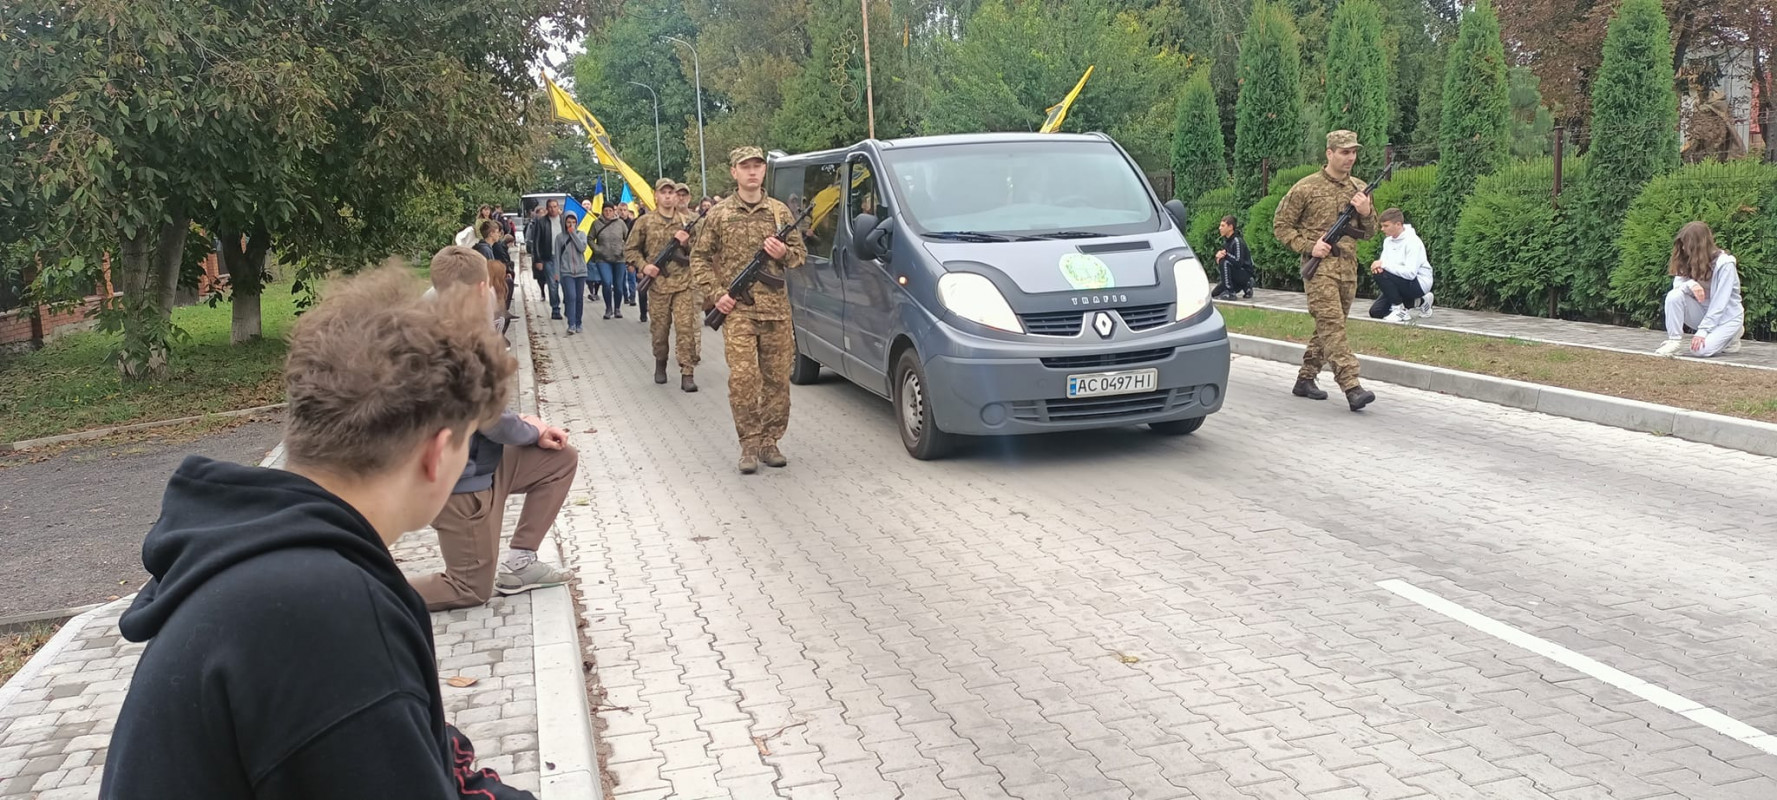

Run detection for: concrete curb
[[1230, 333, 1777, 459], [0, 403, 289, 453], [0, 603, 101, 634], [0, 599, 127, 709], [507, 289, 604, 800]]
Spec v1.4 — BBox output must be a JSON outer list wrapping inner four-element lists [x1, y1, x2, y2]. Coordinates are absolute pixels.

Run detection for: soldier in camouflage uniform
[[626, 177, 703, 391], [1274, 130, 1378, 411], [691, 147, 808, 474]]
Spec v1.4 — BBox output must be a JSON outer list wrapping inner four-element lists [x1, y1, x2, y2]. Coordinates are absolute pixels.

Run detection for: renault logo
[[1092, 311, 1114, 339]]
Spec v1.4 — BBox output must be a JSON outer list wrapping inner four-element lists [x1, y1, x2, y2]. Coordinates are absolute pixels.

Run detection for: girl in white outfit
[[1655, 221, 1743, 358]]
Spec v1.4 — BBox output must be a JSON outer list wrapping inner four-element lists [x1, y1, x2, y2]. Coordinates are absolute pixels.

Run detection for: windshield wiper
[[1022, 230, 1109, 240], [922, 230, 1016, 243]]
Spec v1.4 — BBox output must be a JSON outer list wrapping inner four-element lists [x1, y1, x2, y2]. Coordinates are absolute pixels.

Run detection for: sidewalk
[[1221, 287, 1777, 372], [0, 294, 598, 799]]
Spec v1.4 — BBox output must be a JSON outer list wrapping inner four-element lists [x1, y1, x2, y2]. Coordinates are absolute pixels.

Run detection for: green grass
[[0, 280, 301, 442], [0, 622, 61, 687]]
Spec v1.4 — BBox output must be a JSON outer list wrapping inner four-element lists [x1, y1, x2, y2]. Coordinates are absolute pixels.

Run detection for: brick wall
[[0, 295, 113, 351]]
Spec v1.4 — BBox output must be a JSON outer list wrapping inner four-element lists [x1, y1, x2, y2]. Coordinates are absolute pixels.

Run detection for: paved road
[[0, 417, 284, 617], [531, 292, 1777, 799]]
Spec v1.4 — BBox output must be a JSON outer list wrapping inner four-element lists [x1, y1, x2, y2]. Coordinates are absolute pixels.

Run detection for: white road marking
[[1377, 578, 1777, 757]]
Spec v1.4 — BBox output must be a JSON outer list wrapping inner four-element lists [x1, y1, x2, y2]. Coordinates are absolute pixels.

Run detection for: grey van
[[769, 132, 1230, 459]]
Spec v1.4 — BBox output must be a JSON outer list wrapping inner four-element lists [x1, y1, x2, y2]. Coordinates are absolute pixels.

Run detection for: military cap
[[1327, 130, 1362, 150], [729, 146, 766, 167], [655, 176, 676, 190]]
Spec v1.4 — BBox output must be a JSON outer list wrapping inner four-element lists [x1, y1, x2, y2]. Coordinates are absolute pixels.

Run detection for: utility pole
[[666, 36, 707, 197], [861, 0, 877, 139], [628, 81, 663, 178]]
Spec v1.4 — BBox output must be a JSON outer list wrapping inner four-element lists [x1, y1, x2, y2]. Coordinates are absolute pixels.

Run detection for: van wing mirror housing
[[850, 213, 891, 261], [1163, 199, 1188, 230]]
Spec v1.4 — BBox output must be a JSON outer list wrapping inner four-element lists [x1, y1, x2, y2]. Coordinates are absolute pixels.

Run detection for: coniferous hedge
[[1424, 0, 1509, 266], [1233, 3, 1306, 212], [1323, 0, 1390, 178], [1172, 68, 1228, 206]]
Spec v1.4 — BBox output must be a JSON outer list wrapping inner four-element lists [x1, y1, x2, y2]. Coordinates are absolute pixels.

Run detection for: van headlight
[[937, 272, 1024, 334], [1173, 256, 1210, 321]]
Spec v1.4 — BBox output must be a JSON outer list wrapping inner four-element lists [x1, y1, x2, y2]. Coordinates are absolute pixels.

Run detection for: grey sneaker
[[1418, 291, 1434, 317], [495, 560, 571, 596], [1724, 337, 1743, 354]]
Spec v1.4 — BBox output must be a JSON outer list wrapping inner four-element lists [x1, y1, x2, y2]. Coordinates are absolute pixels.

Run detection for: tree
[[1424, 0, 1510, 265], [1172, 68, 1229, 203], [923, 0, 1187, 171], [1233, 2, 1306, 210], [1565, 0, 1680, 315], [573, 0, 698, 184], [1323, 0, 1391, 176], [1508, 66, 1558, 158], [1407, 45, 1445, 158], [772, 0, 911, 154]]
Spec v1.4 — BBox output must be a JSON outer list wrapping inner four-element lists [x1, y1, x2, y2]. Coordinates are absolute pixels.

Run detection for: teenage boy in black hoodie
[[100, 268, 535, 799]]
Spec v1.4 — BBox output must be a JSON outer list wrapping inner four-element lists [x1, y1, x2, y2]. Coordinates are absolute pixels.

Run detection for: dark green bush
[[1355, 164, 1438, 266], [1609, 160, 1777, 337], [1172, 68, 1228, 206], [1246, 163, 1322, 289], [1233, 3, 1306, 210], [1446, 157, 1587, 315], [1424, 0, 1510, 266]]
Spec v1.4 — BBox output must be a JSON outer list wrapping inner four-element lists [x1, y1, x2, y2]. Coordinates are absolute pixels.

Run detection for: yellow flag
[[1040, 65, 1094, 133], [543, 73, 657, 211]]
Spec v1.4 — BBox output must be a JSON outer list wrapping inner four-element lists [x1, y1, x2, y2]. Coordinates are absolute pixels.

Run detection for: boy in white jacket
[[1367, 208, 1434, 323]]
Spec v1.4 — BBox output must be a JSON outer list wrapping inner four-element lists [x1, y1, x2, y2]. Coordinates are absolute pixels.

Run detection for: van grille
[[1117, 304, 1172, 330], [1019, 310, 1084, 336], [1010, 386, 1201, 423], [1040, 348, 1174, 370]]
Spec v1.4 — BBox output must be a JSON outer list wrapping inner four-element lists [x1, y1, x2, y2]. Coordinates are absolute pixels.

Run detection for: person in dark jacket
[[100, 267, 535, 799], [1211, 215, 1254, 300]]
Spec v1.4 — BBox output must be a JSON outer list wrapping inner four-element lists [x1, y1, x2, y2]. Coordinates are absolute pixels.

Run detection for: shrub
[[1186, 186, 1239, 267], [1172, 68, 1227, 205], [1566, 0, 1679, 316], [1323, 0, 1390, 178], [1233, 3, 1306, 210], [1447, 157, 1588, 315], [1246, 163, 1322, 289], [1424, 0, 1510, 266], [1609, 160, 1777, 338]]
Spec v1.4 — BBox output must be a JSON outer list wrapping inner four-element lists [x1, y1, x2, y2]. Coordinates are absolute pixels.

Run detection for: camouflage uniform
[[1273, 149, 1376, 392], [625, 204, 701, 374], [690, 150, 808, 457]]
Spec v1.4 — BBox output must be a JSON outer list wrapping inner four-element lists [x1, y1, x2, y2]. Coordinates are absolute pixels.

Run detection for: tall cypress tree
[[1566, 0, 1679, 314], [1172, 67, 1228, 204], [1233, 2, 1305, 210], [1323, 0, 1390, 177], [1424, 0, 1509, 265]]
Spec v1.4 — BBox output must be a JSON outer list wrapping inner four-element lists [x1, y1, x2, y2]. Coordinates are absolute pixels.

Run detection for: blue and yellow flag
[[544, 73, 656, 211], [1040, 66, 1094, 133], [589, 177, 605, 217]]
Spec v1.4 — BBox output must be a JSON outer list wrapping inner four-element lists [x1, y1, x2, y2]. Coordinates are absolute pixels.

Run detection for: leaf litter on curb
[[445, 676, 478, 688]]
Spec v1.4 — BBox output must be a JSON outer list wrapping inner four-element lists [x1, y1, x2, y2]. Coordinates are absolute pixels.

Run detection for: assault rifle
[[1300, 157, 1394, 281], [634, 209, 708, 296], [704, 203, 816, 331]]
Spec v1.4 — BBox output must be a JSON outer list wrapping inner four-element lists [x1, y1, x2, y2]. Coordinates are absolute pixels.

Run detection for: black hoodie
[[100, 456, 457, 799]]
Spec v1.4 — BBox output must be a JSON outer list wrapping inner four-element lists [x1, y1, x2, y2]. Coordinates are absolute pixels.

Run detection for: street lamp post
[[666, 35, 707, 198], [628, 81, 663, 179]]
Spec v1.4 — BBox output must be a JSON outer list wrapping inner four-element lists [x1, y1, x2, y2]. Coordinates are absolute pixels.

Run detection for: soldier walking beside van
[[626, 177, 703, 391], [1273, 130, 1378, 411], [691, 146, 808, 474]]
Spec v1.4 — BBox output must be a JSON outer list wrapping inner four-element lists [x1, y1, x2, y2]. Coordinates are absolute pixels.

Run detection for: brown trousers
[[1299, 271, 1362, 390], [649, 288, 702, 374], [722, 316, 794, 449], [411, 443, 579, 611]]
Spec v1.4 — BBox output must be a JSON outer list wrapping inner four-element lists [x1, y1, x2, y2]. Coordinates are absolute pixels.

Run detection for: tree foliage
[[1424, 0, 1510, 266], [1233, 3, 1307, 210], [1323, 0, 1391, 177], [1172, 68, 1229, 204], [1565, 0, 1680, 317], [572, 0, 699, 185]]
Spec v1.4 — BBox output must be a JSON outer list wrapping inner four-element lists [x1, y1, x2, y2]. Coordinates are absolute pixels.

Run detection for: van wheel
[[789, 348, 822, 385], [894, 349, 955, 460], [1149, 416, 1205, 436]]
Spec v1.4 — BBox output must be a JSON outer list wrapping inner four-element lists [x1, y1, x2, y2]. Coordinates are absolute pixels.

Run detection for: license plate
[[1066, 368, 1159, 399]]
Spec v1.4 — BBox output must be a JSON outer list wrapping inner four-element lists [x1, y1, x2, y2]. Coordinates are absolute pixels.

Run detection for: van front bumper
[[922, 319, 1231, 436]]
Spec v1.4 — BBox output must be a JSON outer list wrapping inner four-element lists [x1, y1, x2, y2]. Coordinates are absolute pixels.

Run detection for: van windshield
[[879, 140, 1161, 238]]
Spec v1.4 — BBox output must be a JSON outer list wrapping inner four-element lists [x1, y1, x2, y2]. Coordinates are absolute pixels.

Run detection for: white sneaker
[[1386, 306, 1412, 324], [1418, 292, 1434, 317], [1653, 339, 1684, 357], [1724, 337, 1742, 354]]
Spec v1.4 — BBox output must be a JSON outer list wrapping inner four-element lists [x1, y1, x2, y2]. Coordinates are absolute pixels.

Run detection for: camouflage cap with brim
[[673, 182, 692, 194], [655, 177, 676, 190], [1327, 130, 1362, 149], [729, 146, 766, 167]]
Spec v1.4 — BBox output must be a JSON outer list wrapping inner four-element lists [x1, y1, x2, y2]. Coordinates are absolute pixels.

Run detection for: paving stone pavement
[[1221, 287, 1777, 371], [528, 280, 1777, 799]]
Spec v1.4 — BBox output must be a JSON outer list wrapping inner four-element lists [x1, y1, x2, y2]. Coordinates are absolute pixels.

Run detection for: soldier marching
[[690, 146, 808, 474], [624, 177, 702, 391]]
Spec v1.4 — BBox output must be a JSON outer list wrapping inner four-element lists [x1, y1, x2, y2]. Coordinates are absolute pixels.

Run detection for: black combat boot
[[654, 359, 668, 385], [1345, 386, 1376, 411], [1292, 379, 1328, 400], [681, 374, 698, 393]]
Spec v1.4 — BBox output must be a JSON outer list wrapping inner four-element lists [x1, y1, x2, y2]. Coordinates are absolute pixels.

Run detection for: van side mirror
[[850, 213, 892, 261], [1163, 199, 1188, 230]]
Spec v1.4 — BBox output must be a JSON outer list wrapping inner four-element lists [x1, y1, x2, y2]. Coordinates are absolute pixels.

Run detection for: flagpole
[[860, 0, 877, 140]]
